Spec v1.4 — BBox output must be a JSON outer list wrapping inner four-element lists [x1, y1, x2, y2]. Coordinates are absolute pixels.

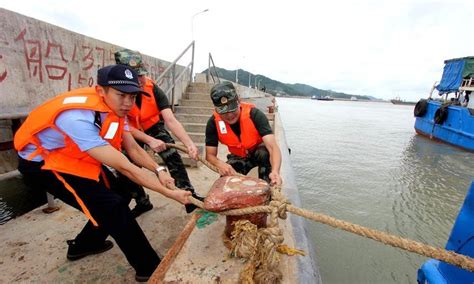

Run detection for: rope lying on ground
[[166, 143, 474, 273]]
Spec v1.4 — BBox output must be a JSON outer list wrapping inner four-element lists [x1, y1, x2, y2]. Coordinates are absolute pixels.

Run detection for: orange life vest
[[214, 102, 263, 157], [127, 77, 160, 130], [14, 87, 125, 226]]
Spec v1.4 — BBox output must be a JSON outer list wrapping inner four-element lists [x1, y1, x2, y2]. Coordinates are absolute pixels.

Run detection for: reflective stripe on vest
[[214, 102, 263, 157], [127, 77, 160, 130]]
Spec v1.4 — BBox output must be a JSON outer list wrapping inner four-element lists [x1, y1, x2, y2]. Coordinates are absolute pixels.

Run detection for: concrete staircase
[[159, 82, 275, 167], [156, 82, 214, 167], [175, 82, 214, 145]]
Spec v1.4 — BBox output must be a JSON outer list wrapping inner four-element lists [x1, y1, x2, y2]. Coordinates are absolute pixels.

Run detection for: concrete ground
[[0, 163, 216, 283]]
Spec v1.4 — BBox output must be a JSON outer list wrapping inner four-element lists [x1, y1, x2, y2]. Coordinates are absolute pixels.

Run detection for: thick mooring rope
[[166, 143, 474, 274]]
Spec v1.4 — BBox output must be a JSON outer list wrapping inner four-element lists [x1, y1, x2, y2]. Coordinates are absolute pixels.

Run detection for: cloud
[[1, 0, 473, 101]]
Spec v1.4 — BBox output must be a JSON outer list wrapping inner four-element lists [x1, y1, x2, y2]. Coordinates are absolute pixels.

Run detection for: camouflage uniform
[[226, 144, 272, 183], [143, 122, 194, 191], [115, 49, 199, 214]]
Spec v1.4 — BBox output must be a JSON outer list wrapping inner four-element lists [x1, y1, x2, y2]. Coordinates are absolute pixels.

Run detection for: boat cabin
[[431, 56, 474, 108]]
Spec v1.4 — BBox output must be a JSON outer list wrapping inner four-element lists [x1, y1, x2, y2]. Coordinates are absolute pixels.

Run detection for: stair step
[[174, 106, 214, 115], [181, 122, 207, 133], [188, 132, 205, 143], [184, 91, 211, 97], [187, 83, 213, 93], [186, 87, 212, 93], [174, 113, 210, 123], [172, 132, 205, 144], [178, 99, 214, 107], [185, 91, 210, 98]]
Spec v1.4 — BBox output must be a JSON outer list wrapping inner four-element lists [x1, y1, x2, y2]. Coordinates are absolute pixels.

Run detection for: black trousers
[[226, 144, 272, 183], [18, 157, 160, 276]]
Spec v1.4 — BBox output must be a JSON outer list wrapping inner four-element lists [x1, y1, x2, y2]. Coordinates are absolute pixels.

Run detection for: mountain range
[[201, 67, 374, 100]]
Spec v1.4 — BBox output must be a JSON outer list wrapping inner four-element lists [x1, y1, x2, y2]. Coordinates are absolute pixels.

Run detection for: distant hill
[[201, 67, 372, 100]]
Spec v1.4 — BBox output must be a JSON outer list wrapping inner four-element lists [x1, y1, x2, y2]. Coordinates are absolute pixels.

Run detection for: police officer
[[15, 64, 191, 282], [204, 81, 283, 185]]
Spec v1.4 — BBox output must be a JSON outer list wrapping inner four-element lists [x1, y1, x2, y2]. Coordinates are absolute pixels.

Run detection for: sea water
[[278, 97, 474, 283]]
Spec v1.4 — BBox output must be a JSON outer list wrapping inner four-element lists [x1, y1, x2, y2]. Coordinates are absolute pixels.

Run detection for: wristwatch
[[156, 166, 168, 174]]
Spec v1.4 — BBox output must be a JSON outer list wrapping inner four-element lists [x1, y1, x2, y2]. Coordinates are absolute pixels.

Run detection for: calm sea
[[277, 97, 474, 283]]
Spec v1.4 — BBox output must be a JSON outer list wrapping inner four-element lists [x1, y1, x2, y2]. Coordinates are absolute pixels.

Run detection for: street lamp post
[[254, 76, 258, 89], [190, 8, 209, 82], [191, 9, 209, 41]]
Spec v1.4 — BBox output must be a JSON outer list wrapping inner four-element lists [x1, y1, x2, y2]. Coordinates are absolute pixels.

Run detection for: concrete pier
[[0, 101, 320, 283], [0, 8, 320, 283]]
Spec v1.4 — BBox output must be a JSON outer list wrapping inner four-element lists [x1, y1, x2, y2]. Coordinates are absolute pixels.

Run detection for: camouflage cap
[[210, 81, 239, 114], [114, 49, 148, 75]]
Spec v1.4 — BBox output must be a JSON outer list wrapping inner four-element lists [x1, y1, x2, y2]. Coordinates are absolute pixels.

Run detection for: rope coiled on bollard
[[166, 143, 474, 273]]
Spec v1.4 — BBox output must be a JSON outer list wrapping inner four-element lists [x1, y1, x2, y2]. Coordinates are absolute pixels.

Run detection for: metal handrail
[[162, 61, 193, 100], [155, 41, 195, 111], [207, 53, 221, 84]]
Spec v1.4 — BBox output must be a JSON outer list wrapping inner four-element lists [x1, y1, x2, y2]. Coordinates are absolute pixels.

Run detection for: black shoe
[[66, 239, 114, 261], [131, 202, 153, 218], [135, 274, 151, 282], [185, 192, 205, 214]]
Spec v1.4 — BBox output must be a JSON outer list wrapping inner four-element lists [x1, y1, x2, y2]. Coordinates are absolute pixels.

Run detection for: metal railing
[[155, 41, 195, 111], [206, 53, 221, 84], [461, 78, 474, 91]]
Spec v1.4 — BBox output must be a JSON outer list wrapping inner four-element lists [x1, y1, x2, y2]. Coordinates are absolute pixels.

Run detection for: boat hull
[[391, 99, 416, 105], [316, 98, 334, 101], [414, 100, 474, 151], [417, 181, 474, 283]]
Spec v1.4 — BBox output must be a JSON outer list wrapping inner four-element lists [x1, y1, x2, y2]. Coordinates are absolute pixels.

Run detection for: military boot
[[131, 194, 153, 218], [185, 191, 205, 213]]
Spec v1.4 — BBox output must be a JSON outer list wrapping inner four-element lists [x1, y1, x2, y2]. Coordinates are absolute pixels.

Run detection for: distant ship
[[391, 97, 416, 105], [314, 96, 334, 101]]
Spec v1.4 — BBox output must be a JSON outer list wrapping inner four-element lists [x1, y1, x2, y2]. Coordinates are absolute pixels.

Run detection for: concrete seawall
[[0, 8, 190, 173], [274, 112, 322, 282], [0, 8, 189, 115]]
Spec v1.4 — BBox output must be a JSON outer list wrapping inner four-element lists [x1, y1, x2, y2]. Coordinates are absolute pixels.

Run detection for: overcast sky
[[1, 0, 473, 100]]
